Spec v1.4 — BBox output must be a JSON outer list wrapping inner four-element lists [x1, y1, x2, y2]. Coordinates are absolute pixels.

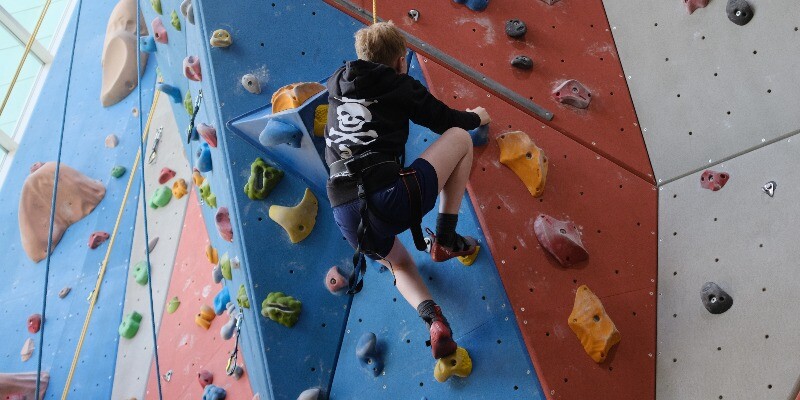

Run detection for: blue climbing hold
[[453, 0, 489, 11], [356, 332, 383, 376], [202, 384, 227, 400], [156, 83, 182, 103], [469, 125, 489, 147], [139, 36, 157, 53], [259, 119, 302, 148], [213, 287, 231, 315], [196, 143, 212, 173]]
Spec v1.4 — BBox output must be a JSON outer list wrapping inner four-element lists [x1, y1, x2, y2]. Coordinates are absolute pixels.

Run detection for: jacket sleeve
[[403, 76, 481, 134]]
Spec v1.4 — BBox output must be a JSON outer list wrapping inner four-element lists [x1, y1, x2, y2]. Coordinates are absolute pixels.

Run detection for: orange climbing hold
[[195, 304, 216, 329], [568, 285, 621, 363], [172, 179, 188, 199], [206, 244, 218, 264], [497, 131, 548, 198], [271, 82, 325, 114], [192, 168, 204, 186]]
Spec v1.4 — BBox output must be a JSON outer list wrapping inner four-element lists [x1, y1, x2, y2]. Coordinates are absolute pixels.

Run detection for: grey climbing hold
[[148, 237, 159, 253], [505, 19, 527, 38], [212, 264, 223, 284], [511, 55, 533, 70], [762, 181, 775, 197], [231, 365, 244, 380], [408, 9, 420, 21], [356, 332, 383, 376], [59, 287, 71, 298], [220, 314, 238, 340], [297, 388, 321, 400], [180, 0, 194, 25], [701, 282, 733, 314], [242, 74, 261, 94], [164, 370, 173, 382], [726, 0, 753, 25]]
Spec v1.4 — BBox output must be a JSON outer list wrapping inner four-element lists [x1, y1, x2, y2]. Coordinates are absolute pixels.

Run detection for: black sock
[[417, 299, 450, 330], [436, 213, 459, 247]]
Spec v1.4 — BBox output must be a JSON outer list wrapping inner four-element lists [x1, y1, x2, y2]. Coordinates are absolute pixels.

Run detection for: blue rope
[[136, 0, 165, 398], [35, 0, 83, 397]]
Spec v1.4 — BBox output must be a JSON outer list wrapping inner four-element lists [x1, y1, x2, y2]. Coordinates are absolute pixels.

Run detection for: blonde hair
[[354, 21, 406, 67]]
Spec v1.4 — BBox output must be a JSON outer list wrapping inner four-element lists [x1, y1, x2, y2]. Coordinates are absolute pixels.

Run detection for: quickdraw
[[186, 89, 204, 143], [225, 307, 243, 376]]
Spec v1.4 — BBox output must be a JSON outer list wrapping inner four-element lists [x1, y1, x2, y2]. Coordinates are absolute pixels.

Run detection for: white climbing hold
[[242, 74, 261, 94]]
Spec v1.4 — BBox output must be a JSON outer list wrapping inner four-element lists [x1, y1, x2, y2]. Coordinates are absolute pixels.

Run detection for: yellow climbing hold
[[206, 244, 218, 264], [269, 188, 318, 243], [568, 285, 621, 363], [497, 131, 548, 198], [271, 82, 325, 114], [457, 245, 480, 266], [172, 178, 187, 199], [313, 104, 328, 137], [192, 169, 204, 186], [434, 346, 473, 382]]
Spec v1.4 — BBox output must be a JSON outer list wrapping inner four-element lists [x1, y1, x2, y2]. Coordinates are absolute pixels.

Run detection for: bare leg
[[420, 127, 473, 214], [377, 237, 432, 308]]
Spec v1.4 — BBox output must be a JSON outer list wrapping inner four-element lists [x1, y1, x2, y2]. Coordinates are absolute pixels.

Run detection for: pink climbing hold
[[29, 162, 45, 174], [197, 123, 218, 147], [27, 314, 42, 334], [215, 207, 233, 242], [159, 167, 176, 184], [183, 55, 202, 81], [198, 369, 213, 388], [88, 231, 110, 249], [7, 394, 26, 400], [685, 0, 709, 14], [553, 79, 592, 109], [151, 17, 168, 44], [533, 214, 589, 267], [325, 266, 349, 295], [700, 170, 729, 191]]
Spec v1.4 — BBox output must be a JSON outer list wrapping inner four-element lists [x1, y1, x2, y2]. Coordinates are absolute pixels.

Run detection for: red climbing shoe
[[428, 229, 479, 263], [429, 321, 457, 359]]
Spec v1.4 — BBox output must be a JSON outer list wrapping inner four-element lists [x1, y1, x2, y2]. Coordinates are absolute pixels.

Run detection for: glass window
[[0, 0, 70, 50], [0, 24, 43, 139]]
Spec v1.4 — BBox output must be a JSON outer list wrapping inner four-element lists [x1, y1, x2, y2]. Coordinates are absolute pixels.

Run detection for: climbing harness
[[186, 89, 204, 143], [147, 126, 164, 164], [226, 308, 244, 376]]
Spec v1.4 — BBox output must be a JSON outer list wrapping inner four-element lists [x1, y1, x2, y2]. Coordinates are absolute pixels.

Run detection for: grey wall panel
[[603, 0, 800, 183]]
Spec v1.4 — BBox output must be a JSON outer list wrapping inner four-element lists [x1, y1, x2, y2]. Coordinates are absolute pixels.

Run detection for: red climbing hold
[[685, 0, 709, 14], [700, 170, 729, 191], [198, 369, 213, 388], [533, 214, 589, 267], [159, 167, 176, 184], [27, 314, 42, 334], [197, 123, 218, 148], [553, 79, 592, 109], [325, 266, 349, 295], [88, 231, 110, 249], [29, 162, 44, 174], [215, 207, 233, 242]]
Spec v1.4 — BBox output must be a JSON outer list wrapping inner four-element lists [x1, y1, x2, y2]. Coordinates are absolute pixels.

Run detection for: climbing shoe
[[427, 228, 478, 263], [418, 301, 458, 359]]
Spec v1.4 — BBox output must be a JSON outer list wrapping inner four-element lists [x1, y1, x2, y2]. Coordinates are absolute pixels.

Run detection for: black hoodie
[[325, 60, 480, 206]]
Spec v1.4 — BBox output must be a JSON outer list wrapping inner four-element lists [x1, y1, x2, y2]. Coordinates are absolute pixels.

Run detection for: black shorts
[[332, 158, 439, 260]]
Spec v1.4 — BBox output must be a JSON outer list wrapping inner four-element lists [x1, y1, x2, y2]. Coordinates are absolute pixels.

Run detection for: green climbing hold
[[133, 261, 149, 285], [261, 292, 302, 327], [199, 180, 217, 208], [171, 10, 181, 31], [244, 157, 284, 200], [151, 0, 162, 14], [237, 284, 250, 309], [220, 253, 232, 280], [184, 89, 193, 115], [167, 296, 180, 314], [111, 165, 126, 178], [149, 186, 173, 208], [119, 311, 143, 339]]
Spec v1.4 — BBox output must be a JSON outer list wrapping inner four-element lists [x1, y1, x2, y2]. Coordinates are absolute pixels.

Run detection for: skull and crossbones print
[[327, 97, 378, 159]]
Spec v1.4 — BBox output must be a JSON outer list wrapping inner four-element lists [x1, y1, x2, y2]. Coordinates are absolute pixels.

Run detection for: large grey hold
[[726, 0, 753, 25], [180, 0, 194, 24], [511, 55, 533, 70], [505, 19, 527, 38], [701, 282, 733, 314]]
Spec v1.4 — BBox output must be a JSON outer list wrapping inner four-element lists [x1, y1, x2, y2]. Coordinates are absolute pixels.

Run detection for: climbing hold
[[408, 9, 420, 21], [197, 123, 217, 147], [196, 143, 213, 173], [568, 285, 621, 363], [237, 284, 250, 308], [139, 36, 157, 53], [21, 338, 34, 362], [701, 282, 733, 314], [540, 0, 559, 4], [206, 244, 218, 264], [167, 296, 180, 313], [59, 287, 71, 298], [195, 305, 216, 329], [231, 256, 240, 269], [261, 292, 302, 327], [259, 119, 302, 148], [148, 237, 159, 253], [100, 0, 149, 107], [511, 55, 533, 70], [244, 158, 284, 200], [763, 181, 776, 197], [355, 332, 383, 376], [119, 311, 143, 339], [685, 0, 709, 14], [150, 0, 162, 14], [156, 83, 181, 103], [434, 346, 473, 382], [297, 388, 321, 400], [27, 314, 42, 334], [105, 134, 119, 148], [554, 79, 592, 109], [505, 19, 527, 38], [183, 55, 202, 81], [726, 0, 753, 25], [172, 179, 188, 199], [133, 261, 149, 285], [151, 17, 168, 44], [219, 253, 232, 280], [158, 167, 176, 184], [325, 265, 351, 295], [184, 90, 194, 115], [221, 313, 238, 340], [313, 105, 328, 137], [198, 369, 213, 387], [29, 162, 44, 174], [200, 181, 217, 208], [700, 170, 729, 191], [212, 264, 223, 283], [149, 186, 172, 208], [452, 0, 489, 12], [88, 231, 110, 249], [469, 125, 488, 147], [215, 208, 233, 242], [193, 168, 204, 186], [534, 214, 589, 266], [170, 10, 181, 31], [20, 163, 106, 262], [180, 0, 194, 24], [210, 29, 232, 47], [271, 82, 326, 113], [202, 384, 227, 400], [231, 365, 244, 380], [269, 188, 318, 243], [497, 131, 548, 198], [241, 74, 261, 94], [111, 165, 126, 178], [457, 245, 480, 266]]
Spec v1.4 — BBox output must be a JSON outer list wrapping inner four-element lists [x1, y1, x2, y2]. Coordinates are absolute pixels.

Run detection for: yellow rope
[[0, 0, 53, 118], [61, 88, 162, 399], [372, 0, 377, 24]]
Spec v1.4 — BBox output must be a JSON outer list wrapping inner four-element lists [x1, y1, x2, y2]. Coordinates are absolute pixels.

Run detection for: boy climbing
[[324, 21, 491, 360]]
